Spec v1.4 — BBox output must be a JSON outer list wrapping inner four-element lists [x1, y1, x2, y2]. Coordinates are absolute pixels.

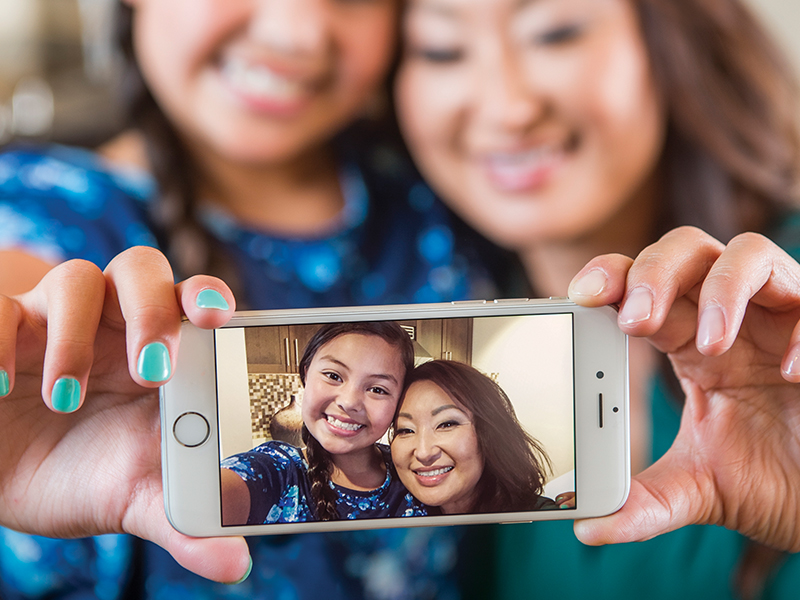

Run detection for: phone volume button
[[450, 300, 487, 305], [492, 298, 530, 304]]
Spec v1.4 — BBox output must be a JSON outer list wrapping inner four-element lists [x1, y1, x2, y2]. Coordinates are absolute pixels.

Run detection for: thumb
[[125, 495, 252, 583], [573, 451, 709, 545]]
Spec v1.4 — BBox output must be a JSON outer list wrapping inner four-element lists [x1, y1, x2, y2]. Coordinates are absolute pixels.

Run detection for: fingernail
[[137, 342, 172, 382], [570, 270, 607, 297], [697, 305, 725, 348], [782, 345, 800, 378], [0, 370, 8, 396], [52, 377, 81, 413], [196, 289, 229, 311], [559, 503, 571, 509], [227, 556, 253, 585], [618, 287, 653, 325]]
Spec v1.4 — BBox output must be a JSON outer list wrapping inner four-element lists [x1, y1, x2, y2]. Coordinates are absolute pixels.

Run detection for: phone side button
[[492, 298, 530, 304], [173, 412, 210, 448], [450, 300, 487, 305]]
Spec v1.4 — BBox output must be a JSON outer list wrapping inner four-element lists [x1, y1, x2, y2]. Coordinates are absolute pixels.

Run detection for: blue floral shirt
[[0, 133, 497, 600], [222, 442, 427, 524]]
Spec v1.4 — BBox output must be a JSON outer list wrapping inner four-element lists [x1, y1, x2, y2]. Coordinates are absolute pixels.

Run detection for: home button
[[173, 412, 210, 448]]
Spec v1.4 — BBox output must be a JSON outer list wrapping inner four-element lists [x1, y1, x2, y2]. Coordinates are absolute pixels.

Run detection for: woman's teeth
[[416, 466, 453, 477], [222, 57, 305, 101], [327, 415, 364, 431]]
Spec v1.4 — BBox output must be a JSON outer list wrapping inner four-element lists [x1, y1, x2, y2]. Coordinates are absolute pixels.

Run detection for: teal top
[[488, 372, 800, 599]]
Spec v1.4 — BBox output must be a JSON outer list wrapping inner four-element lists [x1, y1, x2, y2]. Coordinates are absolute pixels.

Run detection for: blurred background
[[0, 0, 797, 149]]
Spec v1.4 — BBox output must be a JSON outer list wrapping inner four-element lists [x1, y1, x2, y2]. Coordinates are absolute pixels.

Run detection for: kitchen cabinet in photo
[[400, 318, 473, 364], [244, 324, 321, 374]]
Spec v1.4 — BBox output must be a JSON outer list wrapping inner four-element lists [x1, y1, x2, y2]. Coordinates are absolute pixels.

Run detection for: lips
[[412, 465, 454, 486], [478, 132, 580, 194], [325, 414, 365, 435], [220, 56, 315, 114]]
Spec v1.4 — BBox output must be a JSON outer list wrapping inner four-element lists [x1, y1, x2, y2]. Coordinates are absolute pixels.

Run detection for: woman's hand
[[567, 226, 800, 552], [0, 246, 251, 582]]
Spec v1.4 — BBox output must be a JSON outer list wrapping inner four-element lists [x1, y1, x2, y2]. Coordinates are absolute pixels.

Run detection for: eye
[[322, 371, 343, 383], [411, 47, 464, 64], [436, 419, 461, 430], [394, 427, 414, 436], [368, 385, 391, 395], [535, 24, 583, 46]]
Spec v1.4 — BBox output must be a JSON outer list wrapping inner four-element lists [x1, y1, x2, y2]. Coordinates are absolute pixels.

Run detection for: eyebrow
[[397, 404, 465, 421], [318, 355, 399, 384]]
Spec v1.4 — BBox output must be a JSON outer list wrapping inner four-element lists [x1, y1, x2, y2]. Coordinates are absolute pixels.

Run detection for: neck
[[192, 143, 346, 237], [329, 445, 386, 491], [99, 129, 347, 238], [520, 175, 661, 297]]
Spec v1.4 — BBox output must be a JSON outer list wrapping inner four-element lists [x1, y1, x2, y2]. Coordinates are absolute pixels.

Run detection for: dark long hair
[[297, 321, 414, 521], [114, 3, 244, 292], [635, 0, 800, 241], [400, 360, 552, 514]]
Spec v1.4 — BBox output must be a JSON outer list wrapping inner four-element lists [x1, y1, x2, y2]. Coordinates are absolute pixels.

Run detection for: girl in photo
[[220, 322, 426, 524], [392, 360, 566, 515], [394, 0, 800, 596]]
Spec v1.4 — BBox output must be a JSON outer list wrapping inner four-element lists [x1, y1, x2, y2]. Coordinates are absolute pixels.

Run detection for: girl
[[221, 322, 426, 524], [0, 0, 492, 597], [394, 0, 800, 596]]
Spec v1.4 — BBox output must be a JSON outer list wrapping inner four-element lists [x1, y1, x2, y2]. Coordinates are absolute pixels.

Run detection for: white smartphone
[[160, 298, 629, 536]]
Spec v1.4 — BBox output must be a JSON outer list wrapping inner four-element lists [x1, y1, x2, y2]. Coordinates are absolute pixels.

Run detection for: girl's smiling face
[[301, 333, 406, 457], [395, 0, 665, 250], [392, 380, 483, 514], [127, 0, 397, 164]]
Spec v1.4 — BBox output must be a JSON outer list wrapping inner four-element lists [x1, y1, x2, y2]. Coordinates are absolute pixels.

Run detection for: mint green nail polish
[[137, 342, 172, 382], [226, 557, 253, 585], [0, 370, 9, 396], [196, 289, 229, 310], [52, 377, 81, 413]]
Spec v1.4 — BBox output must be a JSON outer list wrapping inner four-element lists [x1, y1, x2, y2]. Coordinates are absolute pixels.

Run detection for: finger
[[573, 450, 711, 546], [695, 232, 800, 356], [0, 295, 22, 397], [615, 227, 724, 338], [568, 254, 632, 307], [124, 496, 252, 583], [104, 247, 182, 387], [176, 276, 236, 330], [28, 260, 106, 413]]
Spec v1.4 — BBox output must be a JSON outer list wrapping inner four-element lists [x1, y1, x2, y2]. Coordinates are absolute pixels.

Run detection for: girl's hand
[[0, 246, 251, 583], [567, 226, 800, 552]]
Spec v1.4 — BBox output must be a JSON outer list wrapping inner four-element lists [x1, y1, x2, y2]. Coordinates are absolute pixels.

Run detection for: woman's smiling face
[[128, 0, 397, 164], [392, 380, 483, 514], [395, 0, 665, 250], [301, 333, 406, 457]]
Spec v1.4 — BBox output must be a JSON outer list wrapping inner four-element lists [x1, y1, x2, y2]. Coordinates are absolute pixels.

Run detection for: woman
[[391, 360, 563, 514], [394, 0, 800, 596]]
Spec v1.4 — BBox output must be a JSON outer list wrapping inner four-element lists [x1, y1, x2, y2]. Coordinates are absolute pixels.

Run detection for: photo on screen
[[214, 313, 576, 526]]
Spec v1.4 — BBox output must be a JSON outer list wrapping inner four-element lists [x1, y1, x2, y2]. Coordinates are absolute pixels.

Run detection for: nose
[[335, 385, 364, 415], [250, 0, 329, 57], [474, 43, 544, 132], [414, 429, 442, 465]]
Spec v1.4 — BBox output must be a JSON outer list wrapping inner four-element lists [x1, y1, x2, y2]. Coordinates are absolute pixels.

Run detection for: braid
[[301, 425, 339, 521]]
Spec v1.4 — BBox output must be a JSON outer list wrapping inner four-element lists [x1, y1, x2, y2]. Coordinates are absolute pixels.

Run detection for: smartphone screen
[[213, 313, 576, 526]]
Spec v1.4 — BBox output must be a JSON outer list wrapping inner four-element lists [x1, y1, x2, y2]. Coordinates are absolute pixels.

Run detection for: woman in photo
[[394, 0, 800, 596], [391, 360, 566, 515], [221, 322, 427, 524]]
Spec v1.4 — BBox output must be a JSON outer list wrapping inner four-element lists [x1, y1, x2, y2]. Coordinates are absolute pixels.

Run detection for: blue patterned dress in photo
[[222, 442, 427, 523], [0, 130, 500, 600]]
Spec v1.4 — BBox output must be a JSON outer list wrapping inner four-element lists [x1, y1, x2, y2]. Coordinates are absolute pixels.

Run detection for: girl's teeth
[[327, 415, 363, 431], [223, 58, 304, 101]]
